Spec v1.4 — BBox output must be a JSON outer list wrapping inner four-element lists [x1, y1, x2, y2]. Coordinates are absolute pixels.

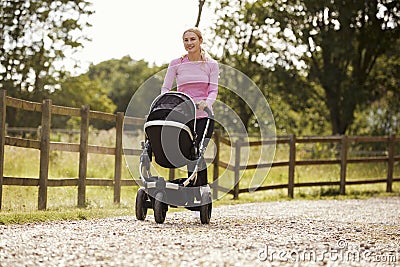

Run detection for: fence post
[[114, 112, 124, 204], [233, 137, 241, 200], [340, 135, 348, 195], [288, 134, 296, 198], [38, 99, 51, 210], [386, 134, 395, 193], [212, 129, 220, 200], [78, 105, 89, 207], [0, 90, 6, 210]]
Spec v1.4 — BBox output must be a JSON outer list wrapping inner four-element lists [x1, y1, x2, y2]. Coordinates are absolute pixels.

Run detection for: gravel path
[[1, 197, 399, 267]]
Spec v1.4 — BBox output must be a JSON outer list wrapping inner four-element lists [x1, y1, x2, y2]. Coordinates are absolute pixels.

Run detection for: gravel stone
[[1, 197, 399, 266]]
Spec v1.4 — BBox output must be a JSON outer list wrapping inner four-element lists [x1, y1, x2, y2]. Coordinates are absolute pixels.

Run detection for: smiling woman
[[160, 27, 219, 188]]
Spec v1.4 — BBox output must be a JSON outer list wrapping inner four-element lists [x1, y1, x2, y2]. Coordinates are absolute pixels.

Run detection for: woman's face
[[183, 31, 202, 54]]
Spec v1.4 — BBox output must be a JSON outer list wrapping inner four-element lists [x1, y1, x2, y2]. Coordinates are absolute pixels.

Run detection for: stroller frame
[[135, 92, 213, 224]]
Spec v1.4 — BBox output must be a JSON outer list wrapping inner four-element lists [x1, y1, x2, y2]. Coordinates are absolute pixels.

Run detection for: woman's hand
[[197, 100, 208, 111]]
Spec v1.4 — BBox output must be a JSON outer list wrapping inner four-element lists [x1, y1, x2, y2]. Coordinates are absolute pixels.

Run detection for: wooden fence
[[1, 89, 399, 210], [212, 134, 400, 200], [0, 90, 143, 210]]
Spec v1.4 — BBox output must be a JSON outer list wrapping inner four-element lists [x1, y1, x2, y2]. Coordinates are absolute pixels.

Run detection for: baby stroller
[[135, 92, 213, 224]]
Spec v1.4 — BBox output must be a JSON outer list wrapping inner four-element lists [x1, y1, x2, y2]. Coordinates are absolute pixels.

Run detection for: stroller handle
[[203, 107, 213, 118]]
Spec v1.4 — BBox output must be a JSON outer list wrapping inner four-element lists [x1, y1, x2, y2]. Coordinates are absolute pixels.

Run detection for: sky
[[70, 0, 215, 74]]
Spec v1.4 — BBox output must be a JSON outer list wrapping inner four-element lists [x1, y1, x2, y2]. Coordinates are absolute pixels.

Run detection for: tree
[[211, 0, 400, 135], [86, 56, 163, 113], [0, 0, 93, 99], [52, 74, 116, 129], [209, 0, 330, 135], [1, 0, 93, 127], [350, 39, 400, 136]]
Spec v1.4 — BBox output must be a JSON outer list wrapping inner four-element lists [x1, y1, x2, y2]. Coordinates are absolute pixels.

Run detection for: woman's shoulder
[[205, 57, 219, 70], [169, 55, 187, 66], [205, 56, 218, 64]]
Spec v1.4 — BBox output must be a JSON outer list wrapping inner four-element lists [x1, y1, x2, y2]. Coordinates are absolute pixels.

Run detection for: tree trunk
[[195, 0, 205, 27]]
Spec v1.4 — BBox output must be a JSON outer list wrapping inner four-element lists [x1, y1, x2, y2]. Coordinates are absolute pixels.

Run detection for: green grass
[[1, 129, 400, 224], [0, 207, 133, 225]]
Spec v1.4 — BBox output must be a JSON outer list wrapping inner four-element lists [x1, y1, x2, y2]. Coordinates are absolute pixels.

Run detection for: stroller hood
[[146, 92, 196, 130]]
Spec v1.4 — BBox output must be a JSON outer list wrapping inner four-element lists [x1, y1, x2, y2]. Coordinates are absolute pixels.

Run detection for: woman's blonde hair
[[182, 27, 209, 62]]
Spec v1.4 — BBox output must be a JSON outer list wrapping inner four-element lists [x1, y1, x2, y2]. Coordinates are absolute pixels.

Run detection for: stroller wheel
[[135, 188, 148, 221], [200, 192, 212, 224], [154, 192, 167, 224]]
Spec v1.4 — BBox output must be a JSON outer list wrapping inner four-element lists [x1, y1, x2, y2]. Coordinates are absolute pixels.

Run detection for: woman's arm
[[161, 60, 178, 93], [206, 60, 219, 107]]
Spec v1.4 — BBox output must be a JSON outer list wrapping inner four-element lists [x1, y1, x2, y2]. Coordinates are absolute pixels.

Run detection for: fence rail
[[0, 89, 399, 210]]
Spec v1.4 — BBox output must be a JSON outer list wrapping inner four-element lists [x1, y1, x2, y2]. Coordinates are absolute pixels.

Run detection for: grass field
[[1, 129, 399, 224]]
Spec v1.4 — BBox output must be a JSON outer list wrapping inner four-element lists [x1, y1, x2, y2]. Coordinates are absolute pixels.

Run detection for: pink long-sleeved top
[[161, 55, 219, 119]]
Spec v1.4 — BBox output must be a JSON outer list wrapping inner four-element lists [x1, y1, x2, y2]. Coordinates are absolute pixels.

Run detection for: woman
[[161, 27, 219, 186]]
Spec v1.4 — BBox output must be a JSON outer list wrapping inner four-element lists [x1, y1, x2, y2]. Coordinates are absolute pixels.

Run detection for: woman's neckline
[[184, 54, 204, 64]]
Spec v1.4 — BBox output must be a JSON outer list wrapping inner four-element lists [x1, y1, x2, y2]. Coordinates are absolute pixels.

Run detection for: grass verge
[[1, 187, 399, 225]]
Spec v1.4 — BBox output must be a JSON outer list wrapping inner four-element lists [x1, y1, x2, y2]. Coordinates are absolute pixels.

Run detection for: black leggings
[[188, 117, 214, 186]]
